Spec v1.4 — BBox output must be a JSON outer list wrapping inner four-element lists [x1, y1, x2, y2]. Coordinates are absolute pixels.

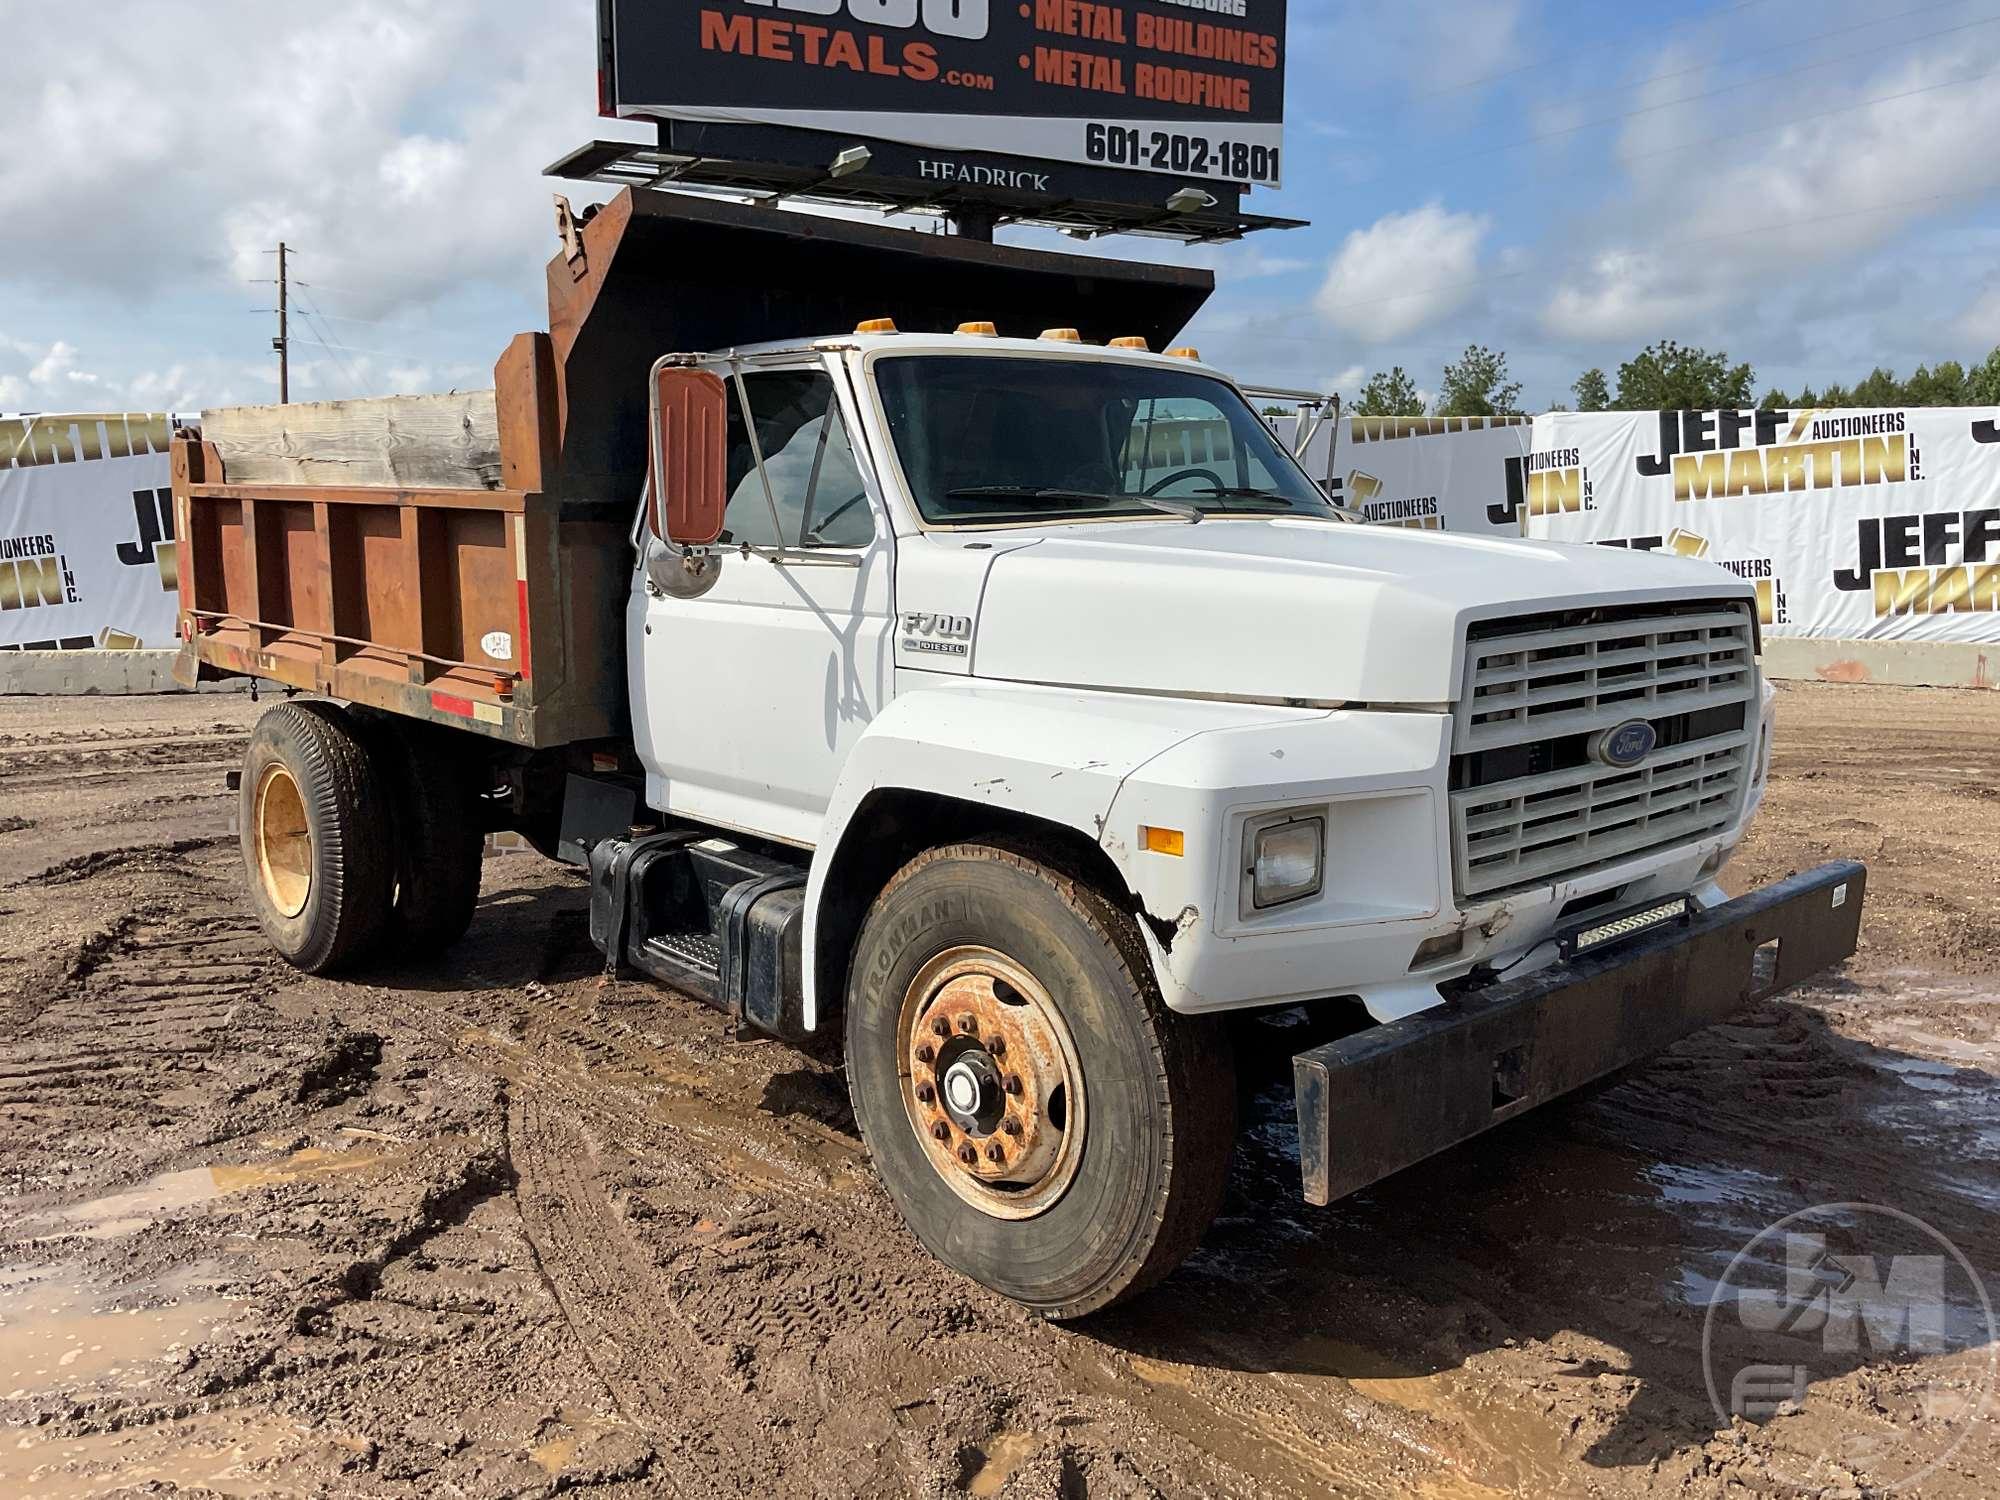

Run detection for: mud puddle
[[0, 1264, 244, 1400], [20, 1144, 400, 1242], [962, 1429, 1037, 1496], [0, 1412, 327, 1500]]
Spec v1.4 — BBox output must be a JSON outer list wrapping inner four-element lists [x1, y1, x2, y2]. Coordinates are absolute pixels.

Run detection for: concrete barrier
[[1762, 637, 1996, 691], [0, 649, 249, 696]]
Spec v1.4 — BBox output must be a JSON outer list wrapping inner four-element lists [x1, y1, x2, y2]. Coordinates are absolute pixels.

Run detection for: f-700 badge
[[900, 612, 972, 657]]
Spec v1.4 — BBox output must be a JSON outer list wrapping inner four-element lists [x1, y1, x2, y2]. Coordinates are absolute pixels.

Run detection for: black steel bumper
[[1292, 861, 1867, 1206]]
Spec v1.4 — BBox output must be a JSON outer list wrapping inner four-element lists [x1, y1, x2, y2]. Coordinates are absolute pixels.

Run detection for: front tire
[[846, 843, 1235, 1319], [240, 701, 394, 974]]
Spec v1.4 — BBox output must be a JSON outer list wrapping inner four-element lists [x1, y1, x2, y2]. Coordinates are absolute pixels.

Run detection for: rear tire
[[846, 842, 1235, 1319], [365, 719, 485, 950], [240, 701, 393, 974]]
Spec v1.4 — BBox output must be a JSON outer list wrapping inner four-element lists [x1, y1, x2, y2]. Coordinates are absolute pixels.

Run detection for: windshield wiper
[[944, 485, 1201, 523], [1190, 485, 1298, 507]]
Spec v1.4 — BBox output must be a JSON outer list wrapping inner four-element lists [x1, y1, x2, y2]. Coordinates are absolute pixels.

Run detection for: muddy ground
[[0, 680, 1995, 1498]]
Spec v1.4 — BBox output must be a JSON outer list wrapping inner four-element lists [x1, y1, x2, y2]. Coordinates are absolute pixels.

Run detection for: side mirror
[[649, 366, 728, 547]]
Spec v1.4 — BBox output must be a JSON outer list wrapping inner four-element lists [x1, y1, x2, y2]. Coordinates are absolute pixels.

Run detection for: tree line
[[1345, 340, 2000, 417]]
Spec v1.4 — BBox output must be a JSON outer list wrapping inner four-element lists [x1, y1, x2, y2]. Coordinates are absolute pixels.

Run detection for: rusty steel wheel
[[897, 946, 1086, 1220], [238, 702, 393, 975], [847, 842, 1236, 1318], [253, 763, 312, 919]]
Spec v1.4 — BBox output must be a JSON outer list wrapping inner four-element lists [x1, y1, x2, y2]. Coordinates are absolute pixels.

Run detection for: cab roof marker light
[[1165, 346, 1201, 360], [856, 317, 898, 334], [1039, 327, 1084, 343], [956, 320, 998, 337], [1108, 336, 1148, 350]]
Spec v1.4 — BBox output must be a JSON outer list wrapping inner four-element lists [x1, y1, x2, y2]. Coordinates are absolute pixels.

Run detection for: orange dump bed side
[[171, 333, 627, 749]]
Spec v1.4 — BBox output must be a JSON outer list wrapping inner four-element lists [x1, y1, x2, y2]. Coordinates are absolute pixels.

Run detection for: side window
[[721, 371, 874, 549]]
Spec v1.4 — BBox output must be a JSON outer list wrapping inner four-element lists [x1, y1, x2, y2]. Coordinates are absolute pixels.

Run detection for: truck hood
[[967, 518, 1756, 705]]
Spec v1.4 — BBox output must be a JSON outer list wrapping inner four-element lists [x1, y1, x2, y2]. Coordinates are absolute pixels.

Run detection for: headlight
[[1246, 813, 1324, 909]]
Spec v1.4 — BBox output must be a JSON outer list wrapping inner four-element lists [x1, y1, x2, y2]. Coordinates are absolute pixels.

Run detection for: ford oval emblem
[[1594, 718, 1657, 768]]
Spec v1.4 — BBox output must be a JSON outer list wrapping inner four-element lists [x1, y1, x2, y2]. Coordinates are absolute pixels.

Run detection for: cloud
[[1543, 33, 2000, 344], [1314, 203, 1489, 342], [1966, 283, 2000, 345], [1542, 250, 1725, 343], [0, 334, 246, 414], [0, 0, 649, 408], [1209, 244, 1313, 280]]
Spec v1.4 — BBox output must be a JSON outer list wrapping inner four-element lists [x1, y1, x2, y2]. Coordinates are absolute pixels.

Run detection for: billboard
[[0, 413, 184, 651], [597, 0, 1288, 188], [1286, 407, 2000, 644]]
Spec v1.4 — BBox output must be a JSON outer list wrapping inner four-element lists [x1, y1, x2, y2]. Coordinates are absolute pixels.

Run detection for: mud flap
[[1292, 860, 1867, 1206]]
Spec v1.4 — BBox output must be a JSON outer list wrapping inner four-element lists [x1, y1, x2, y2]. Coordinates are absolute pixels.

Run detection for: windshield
[[873, 355, 1338, 527]]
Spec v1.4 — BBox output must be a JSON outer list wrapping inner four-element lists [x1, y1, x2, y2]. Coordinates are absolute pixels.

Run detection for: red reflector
[[431, 691, 475, 718]]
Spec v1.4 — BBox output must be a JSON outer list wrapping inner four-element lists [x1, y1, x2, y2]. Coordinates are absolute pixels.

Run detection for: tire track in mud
[[371, 908, 1409, 1499], [0, 842, 284, 1189], [509, 1092, 796, 1496]]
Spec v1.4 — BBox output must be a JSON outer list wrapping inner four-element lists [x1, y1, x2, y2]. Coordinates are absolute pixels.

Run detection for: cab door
[[627, 358, 894, 847]]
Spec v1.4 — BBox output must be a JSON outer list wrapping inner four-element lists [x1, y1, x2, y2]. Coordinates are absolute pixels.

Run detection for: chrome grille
[[1450, 600, 1756, 900]]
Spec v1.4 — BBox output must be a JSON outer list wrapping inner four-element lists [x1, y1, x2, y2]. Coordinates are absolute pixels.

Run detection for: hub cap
[[253, 763, 311, 919], [898, 946, 1085, 1220]]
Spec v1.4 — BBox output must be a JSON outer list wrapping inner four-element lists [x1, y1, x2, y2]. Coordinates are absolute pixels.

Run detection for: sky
[[3, 0, 1999, 415]]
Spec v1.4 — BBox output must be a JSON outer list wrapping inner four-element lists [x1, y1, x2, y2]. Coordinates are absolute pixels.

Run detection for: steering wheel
[[1144, 467, 1224, 497]]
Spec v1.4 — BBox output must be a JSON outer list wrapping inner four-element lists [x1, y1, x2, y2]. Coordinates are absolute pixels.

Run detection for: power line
[[289, 289, 369, 393], [1409, 0, 1786, 100], [1324, 52, 2000, 200], [1296, 177, 2000, 325], [1436, 10, 2000, 166], [1538, 0, 1963, 114], [1610, 59, 2000, 170]]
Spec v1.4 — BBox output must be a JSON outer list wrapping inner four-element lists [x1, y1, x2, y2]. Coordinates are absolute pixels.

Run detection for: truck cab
[[634, 328, 1775, 1029], [175, 190, 1865, 1319]]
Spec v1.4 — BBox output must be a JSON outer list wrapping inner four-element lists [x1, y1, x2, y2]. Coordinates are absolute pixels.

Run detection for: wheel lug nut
[[958, 1144, 977, 1165], [1001, 1118, 1022, 1136], [915, 1082, 935, 1104], [958, 1014, 977, 1034], [987, 1037, 1006, 1057], [915, 1044, 935, 1064], [985, 1142, 1005, 1163], [931, 1121, 951, 1141], [1003, 1074, 1022, 1095], [930, 1017, 950, 1038]]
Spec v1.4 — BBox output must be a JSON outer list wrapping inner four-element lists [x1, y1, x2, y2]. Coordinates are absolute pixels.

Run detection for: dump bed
[[172, 190, 1212, 748]]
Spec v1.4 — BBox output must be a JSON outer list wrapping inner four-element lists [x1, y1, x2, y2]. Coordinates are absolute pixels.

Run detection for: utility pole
[[274, 242, 290, 404]]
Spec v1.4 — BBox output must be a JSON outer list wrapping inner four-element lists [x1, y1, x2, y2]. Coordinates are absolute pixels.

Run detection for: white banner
[[0, 413, 184, 650], [1294, 414, 1530, 535], [1284, 407, 2000, 643], [1523, 408, 2000, 643]]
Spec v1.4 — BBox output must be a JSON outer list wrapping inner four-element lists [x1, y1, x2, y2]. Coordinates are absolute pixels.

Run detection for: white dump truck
[[174, 190, 1865, 1317]]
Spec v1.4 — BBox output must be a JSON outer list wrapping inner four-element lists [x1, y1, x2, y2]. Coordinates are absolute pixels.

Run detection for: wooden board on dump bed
[[203, 394, 504, 490]]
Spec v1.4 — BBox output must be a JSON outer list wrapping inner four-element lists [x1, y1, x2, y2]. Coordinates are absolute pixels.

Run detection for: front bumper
[[1292, 860, 1867, 1205]]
